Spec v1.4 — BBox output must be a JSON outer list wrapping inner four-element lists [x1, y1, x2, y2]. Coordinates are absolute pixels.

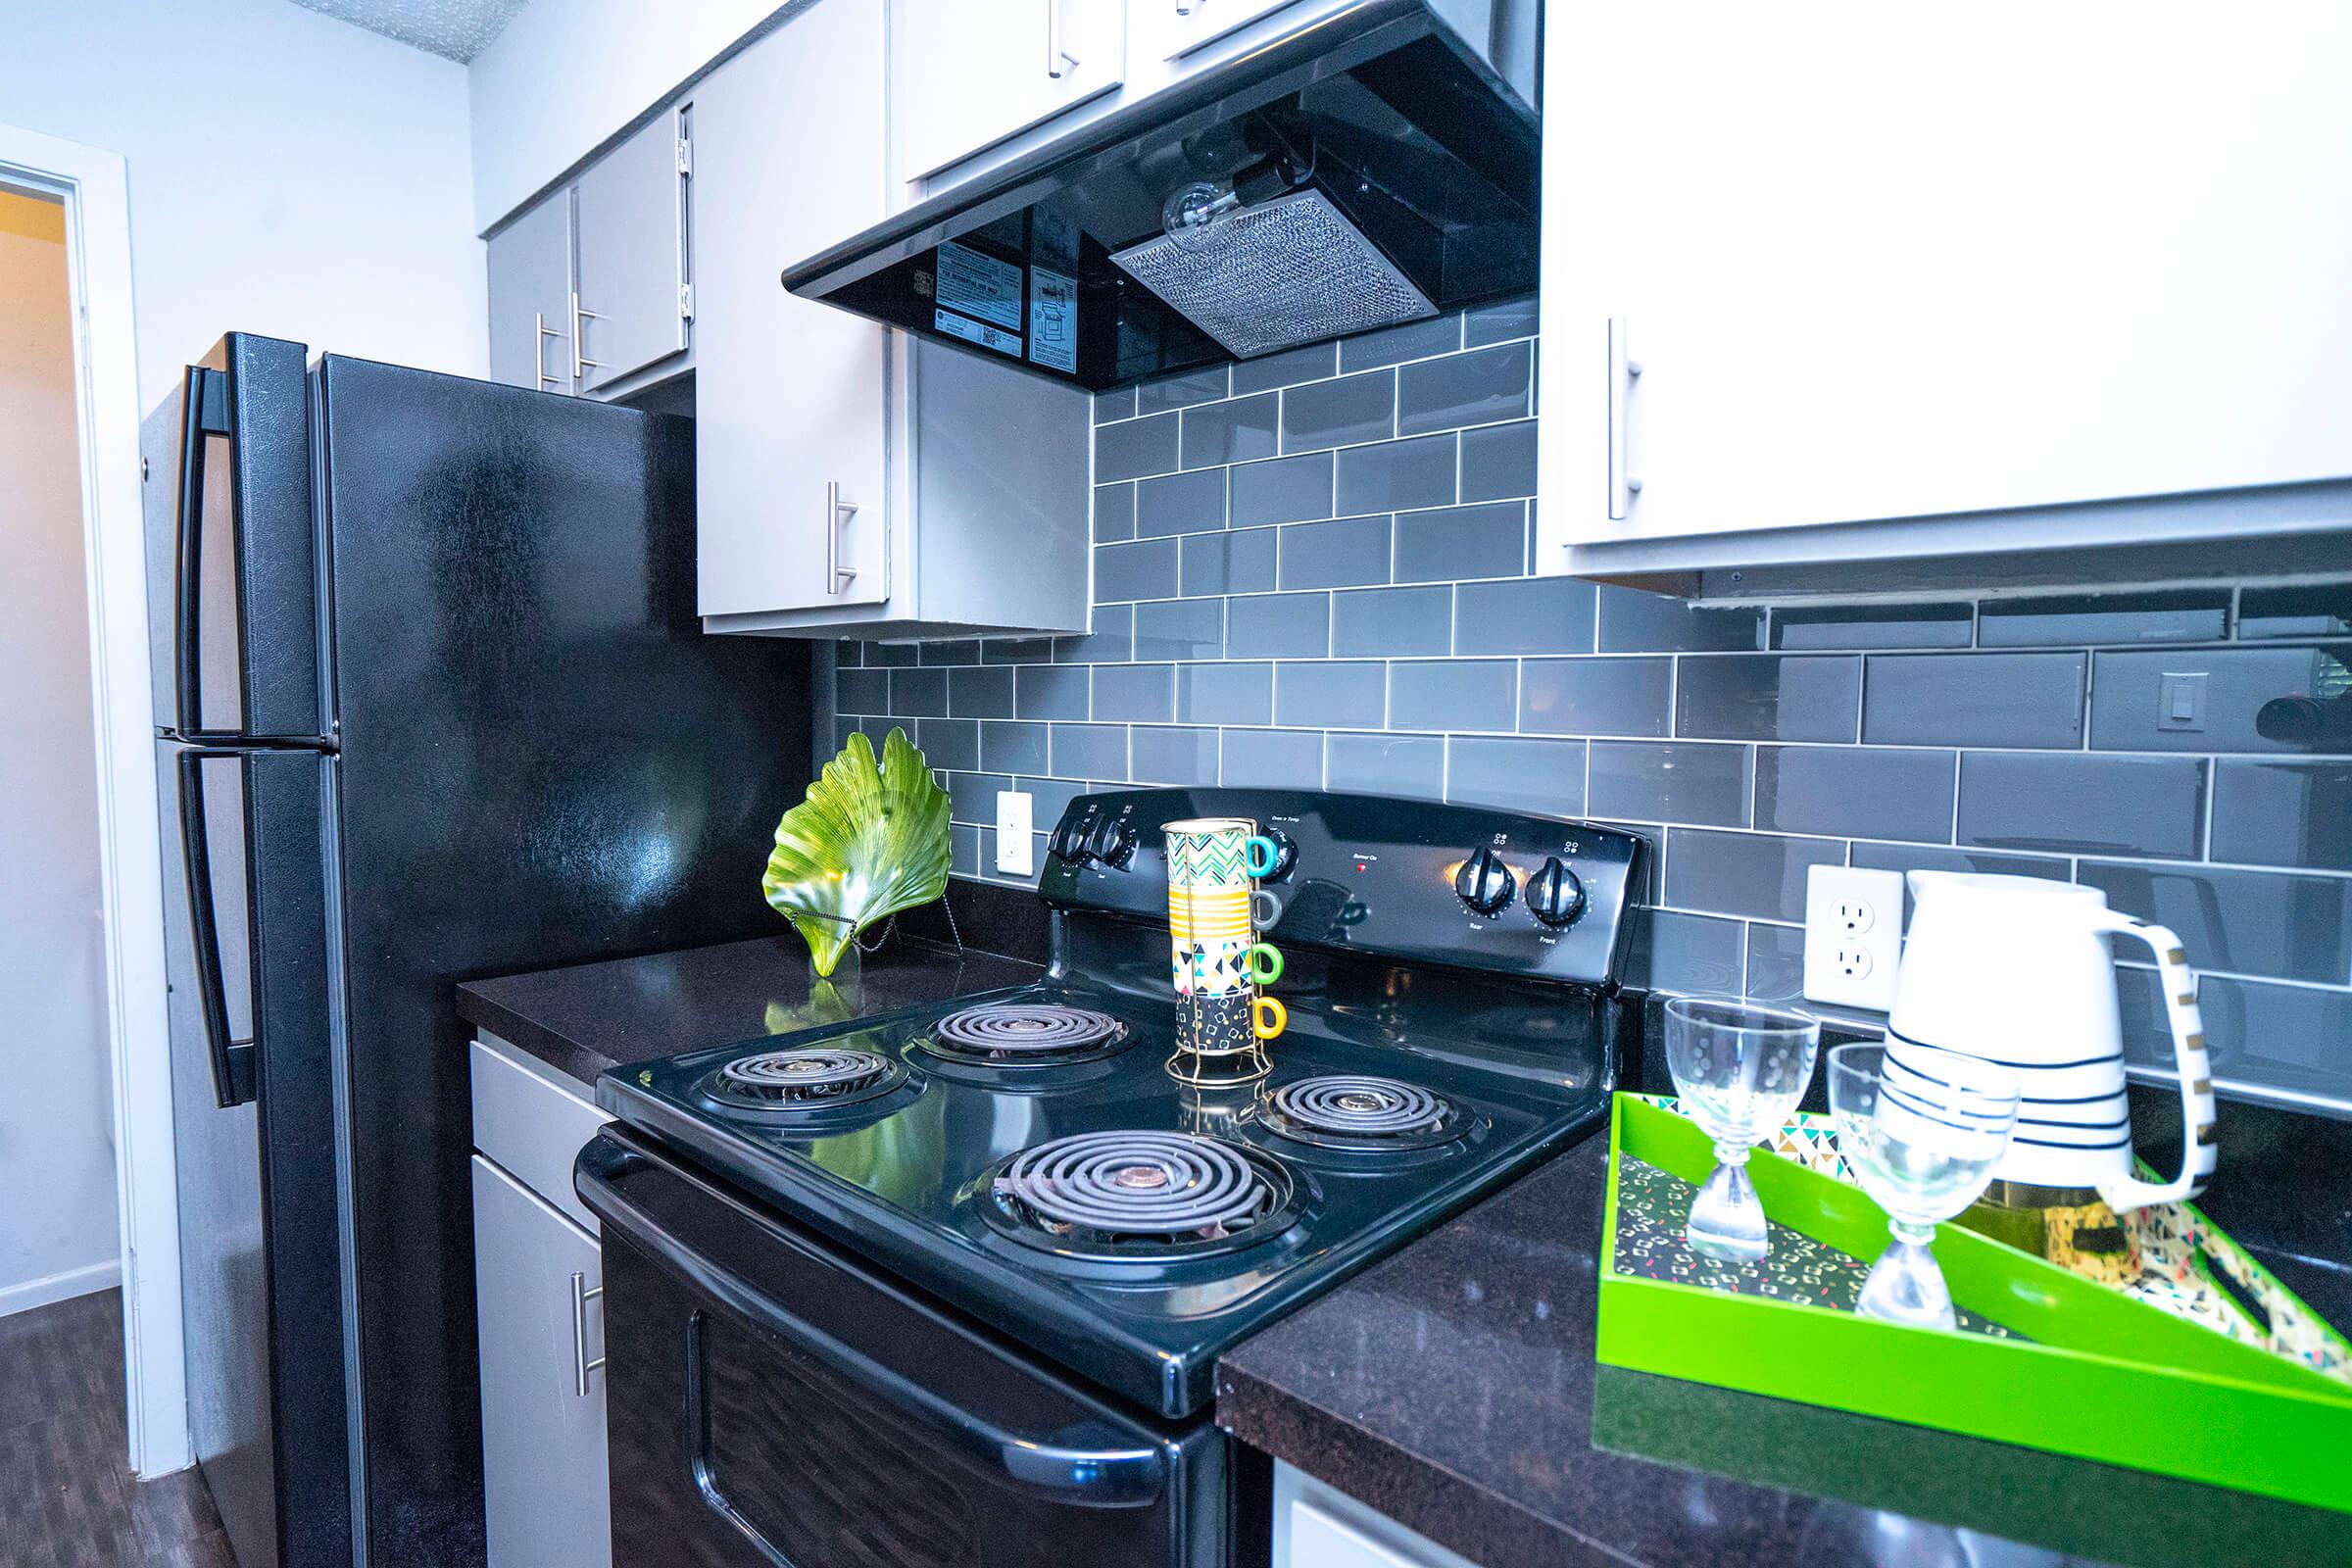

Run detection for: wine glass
[[1662, 998, 1822, 1262], [1828, 1042, 2021, 1331]]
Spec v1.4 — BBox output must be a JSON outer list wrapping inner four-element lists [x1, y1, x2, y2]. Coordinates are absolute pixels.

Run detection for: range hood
[[782, 0, 1540, 393]]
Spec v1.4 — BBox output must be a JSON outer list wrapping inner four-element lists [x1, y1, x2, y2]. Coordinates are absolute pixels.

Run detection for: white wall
[[469, 0, 791, 230], [0, 190, 120, 1315], [0, 0, 486, 408]]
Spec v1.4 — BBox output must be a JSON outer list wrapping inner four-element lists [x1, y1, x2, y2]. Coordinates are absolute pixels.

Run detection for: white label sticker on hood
[[1029, 270, 1077, 373], [935, 241, 1023, 330], [935, 309, 1020, 358]]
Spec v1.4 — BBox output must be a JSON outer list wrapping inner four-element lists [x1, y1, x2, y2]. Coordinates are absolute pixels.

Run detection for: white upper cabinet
[[1539, 2, 2352, 591], [1130, 0, 1297, 62], [694, 0, 893, 618], [895, 0, 1127, 181], [573, 107, 692, 394], [486, 192, 575, 396]]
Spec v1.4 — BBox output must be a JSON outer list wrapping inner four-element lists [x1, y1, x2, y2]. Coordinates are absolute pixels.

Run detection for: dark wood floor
[[0, 1289, 234, 1568]]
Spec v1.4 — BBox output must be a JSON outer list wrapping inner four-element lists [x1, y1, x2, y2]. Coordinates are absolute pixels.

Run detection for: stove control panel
[[1039, 788, 1648, 988]]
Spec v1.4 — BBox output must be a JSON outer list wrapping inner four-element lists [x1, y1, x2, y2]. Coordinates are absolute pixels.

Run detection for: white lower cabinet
[[471, 1157, 611, 1568], [470, 1035, 614, 1568], [1273, 1463, 1479, 1568]]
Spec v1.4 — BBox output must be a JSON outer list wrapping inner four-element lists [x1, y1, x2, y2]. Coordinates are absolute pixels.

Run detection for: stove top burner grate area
[[704, 1048, 904, 1110], [921, 1003, 1130, 1065], [1260, 1075, 1466, 1152], [985, 1132, 1298, 1257]]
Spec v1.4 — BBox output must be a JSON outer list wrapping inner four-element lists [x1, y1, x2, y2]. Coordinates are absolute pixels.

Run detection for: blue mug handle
[[1245, 835, 1280, 878]]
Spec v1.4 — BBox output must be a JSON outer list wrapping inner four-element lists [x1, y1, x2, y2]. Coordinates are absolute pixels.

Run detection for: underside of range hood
[[781, 0, 1540, 393]]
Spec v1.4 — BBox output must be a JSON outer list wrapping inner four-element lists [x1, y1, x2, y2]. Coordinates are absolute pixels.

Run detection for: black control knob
[[1085, 813, 1138, 869], [1049, 812, 1094, 864], [1452, 846, 1516, 915], [1258, 829, 1299, 882], [1526, 857, 1587, 928]]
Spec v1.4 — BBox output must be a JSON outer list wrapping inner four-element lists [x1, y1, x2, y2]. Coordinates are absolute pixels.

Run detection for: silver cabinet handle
[[825, 482, 860, 595], [533, 312, 564, 389], [569, 1270, 606, 1397], [1046, 0, 1077, 77], [571, 291, 604, 382], [1606, 317, 1643, 520]]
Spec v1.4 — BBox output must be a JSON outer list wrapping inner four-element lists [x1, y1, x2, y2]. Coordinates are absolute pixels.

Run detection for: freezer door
[[156, 334, 325, 741], [162, 741, 352, 1568]]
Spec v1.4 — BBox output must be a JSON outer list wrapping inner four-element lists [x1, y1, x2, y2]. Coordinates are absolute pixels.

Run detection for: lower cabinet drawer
[[470, 1034, 612, 1232], [1275, 1463, 1478, 1568]]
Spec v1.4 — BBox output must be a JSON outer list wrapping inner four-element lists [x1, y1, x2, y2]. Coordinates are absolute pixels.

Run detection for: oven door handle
[[577, 1136, 1172, 1509]]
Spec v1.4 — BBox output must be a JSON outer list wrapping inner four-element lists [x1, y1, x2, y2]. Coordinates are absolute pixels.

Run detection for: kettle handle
[[2089, 912, 2216, 1213]]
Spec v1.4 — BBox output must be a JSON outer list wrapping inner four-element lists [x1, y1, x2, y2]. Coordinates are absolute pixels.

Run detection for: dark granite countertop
[[1216, 1134, 2352, 1568], [456, 931, 1044, 1087]]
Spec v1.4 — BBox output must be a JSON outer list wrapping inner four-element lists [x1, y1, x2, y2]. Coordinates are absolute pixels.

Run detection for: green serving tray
[[1596, 1094, 2352, 1513]]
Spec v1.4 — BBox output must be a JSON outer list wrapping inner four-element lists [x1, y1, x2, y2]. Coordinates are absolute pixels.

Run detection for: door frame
[[0, 122, 189, 1478]]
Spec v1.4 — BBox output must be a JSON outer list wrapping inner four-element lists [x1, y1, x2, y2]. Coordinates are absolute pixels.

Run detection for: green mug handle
[[1245, 943, 1284, 984]]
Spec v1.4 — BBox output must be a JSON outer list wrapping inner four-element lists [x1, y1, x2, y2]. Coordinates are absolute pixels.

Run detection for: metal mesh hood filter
[[1110, 189, 1437, 361]]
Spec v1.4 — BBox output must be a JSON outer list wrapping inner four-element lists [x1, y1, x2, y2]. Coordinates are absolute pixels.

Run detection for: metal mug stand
[[1167, 818, 1273, 1089]]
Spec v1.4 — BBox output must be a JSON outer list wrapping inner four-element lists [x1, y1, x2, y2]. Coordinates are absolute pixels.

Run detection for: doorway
[[0, 188, 116, 1319]]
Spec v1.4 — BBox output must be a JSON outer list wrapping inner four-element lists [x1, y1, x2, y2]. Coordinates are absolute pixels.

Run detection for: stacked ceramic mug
[[1163, 817, 1287, 1087]]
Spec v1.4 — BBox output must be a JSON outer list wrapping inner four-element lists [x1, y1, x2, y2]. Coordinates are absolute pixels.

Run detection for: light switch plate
[[1802, 865, 1903, 1011], [995, 791, 1034, 875]]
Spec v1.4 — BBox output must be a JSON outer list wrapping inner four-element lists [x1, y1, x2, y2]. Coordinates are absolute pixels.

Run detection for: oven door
[[576, 1128, 1231, 1568]]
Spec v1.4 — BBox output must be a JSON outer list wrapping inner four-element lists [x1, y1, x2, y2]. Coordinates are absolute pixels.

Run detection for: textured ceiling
[[288, 0, 527, 62]]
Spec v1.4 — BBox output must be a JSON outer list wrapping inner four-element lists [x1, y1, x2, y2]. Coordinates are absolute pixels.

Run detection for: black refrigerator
[[147, 333, 812, 1568]]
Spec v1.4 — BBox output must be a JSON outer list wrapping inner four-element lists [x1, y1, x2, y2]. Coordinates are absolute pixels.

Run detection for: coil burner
[[919, 1004, 1131, 1067], [703, 1048, 905, 1111], [984, 1132, 1301, 1259], [1259, 1075, 1467, 1152]]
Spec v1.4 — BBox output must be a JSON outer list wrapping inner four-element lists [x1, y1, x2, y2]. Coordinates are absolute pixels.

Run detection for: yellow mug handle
[[1251, 995, 1287, 1041]]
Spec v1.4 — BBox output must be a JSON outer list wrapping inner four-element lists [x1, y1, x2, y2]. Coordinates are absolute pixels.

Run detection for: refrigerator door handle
[[176, 748, 258, 1107], [174, 365, 232, 740]]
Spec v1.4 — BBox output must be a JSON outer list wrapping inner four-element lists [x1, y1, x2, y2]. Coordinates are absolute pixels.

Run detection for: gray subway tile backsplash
[[1229, 452, 1334, 527], [1180, 528, 1277, 598], [2089, 644, 2352, 753], [1957, 752, 2207, 859], [1327, 730, 1445, 797], [1180, 392, 1278, 470], [1862, 652, 2085, 749], [1280, 368, 1395, 452], [1275, 661, 1387, 728], [2077, 859, 2352, 985], [1278, 514, 1393, 590], [1665, 827, 1845, 923], [2209, 760, 2352, 871], [1590, 741, 1753, 828], [1334, 586, 1453, 658], [1521, 656, 1673, 738], [1134, 467, 1227, 536], [1396, 341, 1532, 436], [1135, 364, 1229, 416], [1677, 655, 1862, 743], [1390, 660, 1516, 733], [1336, 432, 1457, 517], [1979, 590, 2230, 647], [1446, 736, 1586, 814], [1755, 745, 1955, 843], [1393, 501, 1524, 583], [854, 309, 2352, 1108]]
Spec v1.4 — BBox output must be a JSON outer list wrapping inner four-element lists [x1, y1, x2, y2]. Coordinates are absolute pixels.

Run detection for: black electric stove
[[581, 789, 1645, 1567]]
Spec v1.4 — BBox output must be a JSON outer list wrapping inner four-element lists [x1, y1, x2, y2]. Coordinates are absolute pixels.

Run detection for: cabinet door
[[574, 106, 690, 393], [1130, 0, 1295, 62], [1540, 4, 2352, 556], [471, 1156, 611, 1568], [487, 193, 574, 395], [695, 0, 892, 616], [897, 0, 1125, 180]]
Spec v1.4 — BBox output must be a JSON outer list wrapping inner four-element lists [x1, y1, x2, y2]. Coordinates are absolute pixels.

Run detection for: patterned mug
[[1165, 817, 1286, 1048]]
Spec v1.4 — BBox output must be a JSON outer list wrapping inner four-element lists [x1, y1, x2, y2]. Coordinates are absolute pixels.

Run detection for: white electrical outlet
[[1802, 865, 1904, 1010], [995, 791, 1034, 875]]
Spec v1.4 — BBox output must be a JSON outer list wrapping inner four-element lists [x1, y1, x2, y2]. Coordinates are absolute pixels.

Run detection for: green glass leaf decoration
[[762, 727, 952, 977]]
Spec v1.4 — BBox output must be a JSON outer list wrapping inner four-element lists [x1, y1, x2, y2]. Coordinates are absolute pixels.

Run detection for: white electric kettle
[[1886, 873, 2216, 1214]]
